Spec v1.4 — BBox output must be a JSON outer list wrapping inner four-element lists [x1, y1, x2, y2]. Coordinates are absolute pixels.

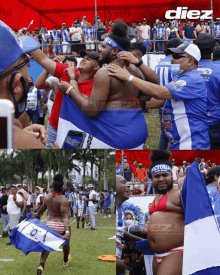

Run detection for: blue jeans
[[46, 123, 57, 148], [184, 38, 193, 44], [26, 109, 39, 124], [147, 181, 155, 194], [141, 39, 150, 52], [156, 40, 165, 52], [158, 108, 169, 150], [1, 214, 10, 233]]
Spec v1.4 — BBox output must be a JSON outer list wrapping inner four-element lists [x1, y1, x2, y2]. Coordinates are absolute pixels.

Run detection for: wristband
[[70, 75, 77, 81], [128, 75, 134, 83], [135, 58, 143, 68], [66, 86, 73, 95], [65, 230, 70, 234]]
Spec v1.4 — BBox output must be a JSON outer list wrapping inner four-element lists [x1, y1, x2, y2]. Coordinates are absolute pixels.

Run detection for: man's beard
[[99, 51, 112, 65], [154, 181, 173, 194]]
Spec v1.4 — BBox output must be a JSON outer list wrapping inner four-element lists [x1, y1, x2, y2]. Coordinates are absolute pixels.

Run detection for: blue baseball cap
[[83, 16, 86, 19], [87, 184, 94, 189], [0, 20, 40, 73]]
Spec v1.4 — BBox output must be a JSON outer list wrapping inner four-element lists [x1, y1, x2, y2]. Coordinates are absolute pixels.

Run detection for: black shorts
[[71, 41, 84, 52]]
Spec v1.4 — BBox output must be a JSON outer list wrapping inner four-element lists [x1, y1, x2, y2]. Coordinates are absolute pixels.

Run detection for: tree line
[[0, 149, 116, 191]]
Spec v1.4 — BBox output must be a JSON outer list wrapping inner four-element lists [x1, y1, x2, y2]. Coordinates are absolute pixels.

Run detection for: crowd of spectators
[[116, 156, 219, 195], [16, 16, 220, 56]]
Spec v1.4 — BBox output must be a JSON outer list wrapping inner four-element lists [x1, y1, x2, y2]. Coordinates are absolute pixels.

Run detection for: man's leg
[[156, 251, 183, 275], [63, 240, 70, 266], [89, 206, 96, 229], [158, 108, 169, 150], [146, 183, 152, 195], [7, 214, 20, 244], [37, 252, 50, 275]]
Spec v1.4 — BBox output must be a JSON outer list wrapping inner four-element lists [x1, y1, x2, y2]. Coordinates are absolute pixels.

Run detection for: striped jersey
[[155, 55, 172, 86], [213, 23, 220, 38], [83, 27, 96, 42], [163, 69, 210, 149], [155, 27, 166, 39], [116, 207, 125, 260], [60, 29, 70, 42], [50, 30, 60, 43]]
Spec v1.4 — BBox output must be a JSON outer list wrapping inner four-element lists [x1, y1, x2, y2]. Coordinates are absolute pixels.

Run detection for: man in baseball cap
[[85, 183, 97, 230], [195, 34, 220, 149], [0, 20, 47, 148], [167, 42, 201, 62]]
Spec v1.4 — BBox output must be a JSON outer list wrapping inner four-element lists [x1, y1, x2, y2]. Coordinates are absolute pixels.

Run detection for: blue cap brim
[[167, 47, 185, 54], [19, 35, 41, 54]]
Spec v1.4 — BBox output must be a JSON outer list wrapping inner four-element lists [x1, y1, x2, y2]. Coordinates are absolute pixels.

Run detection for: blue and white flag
[[9, 217, 68, 255], [56, 95, 147, 149], [182, 160, 220, 275]]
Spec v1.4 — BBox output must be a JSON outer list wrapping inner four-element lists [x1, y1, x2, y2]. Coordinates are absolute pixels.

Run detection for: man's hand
[[64, 61, 76, 77], [53, 55, 65, 63], [23, 124, 48, 146], [58, 81, 71, 95], [3, 205, 7, 210], [62, 232, 71, 240], [108, 64, 131, 81], [13, 195, 16, 201], [116, 259, 127, 273], [117, 51, 139, 65], [50, 142, 60, 149]]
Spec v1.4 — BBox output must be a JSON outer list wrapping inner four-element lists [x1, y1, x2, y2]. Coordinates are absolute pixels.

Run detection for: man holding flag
[[32, 174, 71, 274]]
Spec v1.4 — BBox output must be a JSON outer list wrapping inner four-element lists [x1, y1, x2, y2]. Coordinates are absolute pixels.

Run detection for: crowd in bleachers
[[16, 16, 220, 56]]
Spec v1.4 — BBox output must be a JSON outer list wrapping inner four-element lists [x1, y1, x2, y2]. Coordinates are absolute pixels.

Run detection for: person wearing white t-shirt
[[85, 184, 96, 231], [33, 186, 44, 213], [171, 159, 179, 184], [69, 21, 83, 56], [5, 186, 22, 245], [26, 192, 32, 213], [139, 18, 151, 52]]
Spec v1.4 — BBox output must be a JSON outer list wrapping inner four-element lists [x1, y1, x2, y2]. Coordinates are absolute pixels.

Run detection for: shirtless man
[[131, 151, 184, 275], [58, 20, 159, 116], [32, 174, 71, 275], [0, 21, 47, 148]]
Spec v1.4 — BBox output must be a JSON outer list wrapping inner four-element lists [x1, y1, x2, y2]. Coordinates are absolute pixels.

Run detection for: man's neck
[[116, 197, 127, 209], [78, 71, 94, 82]]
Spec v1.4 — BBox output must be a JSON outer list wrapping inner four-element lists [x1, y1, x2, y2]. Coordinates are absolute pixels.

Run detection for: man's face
[[132, 23, 136, 28], [99, 43, 113, 64], [172, 161, 175, 166], [78, 55, 99, 73], [123, 164, 127, 170], [116, 162, 118, 168], [171, 52, 191, 71], [53, 28, 57, 31], [116, 175, 129, 199], [187, 21, 191, 27], [35, 188, 40, 195], [143, 20, 146, 25], [98, 23, 102, 29], [201, 158, 204, 162], [36, 27, 39, 31], [11, 187, 16, 195], [62, 24, 66, 28], [88, 22, 91, 28], [153, 172, 173, 194], [74, 23, 78, 28], [138, 163, 142, 168], [159, 23, 162, 27], [216, 20, 220, 24]]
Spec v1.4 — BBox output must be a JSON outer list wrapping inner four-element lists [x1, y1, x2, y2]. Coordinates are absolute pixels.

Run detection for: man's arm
[[35, 70, 50, 89], [58, 68, 111, 117], [108, 64, 173, 100], [145, 99, 165, 109], [139, 29, 142, 40], [193, 30, 197, 38], [182, 30, 185, 40], [30, 49, 56, 76]]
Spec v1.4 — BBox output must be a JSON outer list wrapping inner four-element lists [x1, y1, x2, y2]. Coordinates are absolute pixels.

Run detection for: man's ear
[[112, 48, 119, 57], [12, 73, 23, 95], [214, 174, 219, 181]]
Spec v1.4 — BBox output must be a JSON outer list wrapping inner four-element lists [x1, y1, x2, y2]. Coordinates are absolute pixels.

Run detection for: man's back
[[45, 193, 68, 221]]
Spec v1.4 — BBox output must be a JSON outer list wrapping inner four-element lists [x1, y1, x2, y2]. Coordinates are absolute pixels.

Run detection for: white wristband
[[128, 75, 134, 83], [65, 230, 70, 234], [66, 86, 73, 95]]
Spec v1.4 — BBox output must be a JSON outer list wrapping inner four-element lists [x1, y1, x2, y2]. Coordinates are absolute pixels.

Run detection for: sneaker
[[63, 254, 71, 266], [108, 214, 112, 218], [94, 212, 97, 214], [90, 228, 96, 231], [37, 266, 44, 275], [103, 215, 107, 218], [100, 213, 102, 215]]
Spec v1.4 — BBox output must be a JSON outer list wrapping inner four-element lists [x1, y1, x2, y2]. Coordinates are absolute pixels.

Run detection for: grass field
[[0, 209, 116, 275]]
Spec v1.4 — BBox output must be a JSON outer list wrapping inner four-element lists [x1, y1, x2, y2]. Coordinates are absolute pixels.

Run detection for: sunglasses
[[0, 54, 30, 80], [172, 54, 191, 60]]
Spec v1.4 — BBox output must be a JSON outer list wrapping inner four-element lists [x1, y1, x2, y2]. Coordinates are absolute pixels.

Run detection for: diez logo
[[165, 7, 213, 20]]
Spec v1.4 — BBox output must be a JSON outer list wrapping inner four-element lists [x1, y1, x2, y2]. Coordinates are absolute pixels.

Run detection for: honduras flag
[[182, 160, 220, 275], [9, 216, 68, 255], [56, 95, 147, 149]]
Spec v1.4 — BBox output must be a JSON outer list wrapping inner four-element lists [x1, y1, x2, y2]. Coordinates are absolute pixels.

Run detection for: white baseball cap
[[168, 43, 201, 62]]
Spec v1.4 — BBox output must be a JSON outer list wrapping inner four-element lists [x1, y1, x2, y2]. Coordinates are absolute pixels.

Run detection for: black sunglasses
[[0, 54, 30, 80], [172, 53, 191, 60]]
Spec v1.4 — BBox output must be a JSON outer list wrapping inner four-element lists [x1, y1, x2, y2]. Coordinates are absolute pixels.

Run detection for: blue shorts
[[53, 43, 61, 53]]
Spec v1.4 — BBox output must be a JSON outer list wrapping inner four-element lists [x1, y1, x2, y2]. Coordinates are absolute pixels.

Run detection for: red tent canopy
[[0, 0, 219, 30], [116, 150, 220, 167]]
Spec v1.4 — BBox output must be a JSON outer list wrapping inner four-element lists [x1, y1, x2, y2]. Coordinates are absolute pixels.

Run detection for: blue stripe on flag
[[59, 96, 147, 149], [9, 217, 68, 255], [182, 160, 214, 225]]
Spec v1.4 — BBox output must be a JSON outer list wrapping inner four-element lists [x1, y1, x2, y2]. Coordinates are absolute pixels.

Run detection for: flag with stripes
[[182, 160, 220, 275], [9, 217, 68, 255]]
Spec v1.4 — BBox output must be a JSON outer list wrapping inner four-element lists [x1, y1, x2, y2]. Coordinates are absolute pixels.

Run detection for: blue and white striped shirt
[[214, 23, 220, 38], [116, 206, 125, 260], [155, 27, 166, 39], [61, 29, 70, 42], [83, 27, 96, 42]]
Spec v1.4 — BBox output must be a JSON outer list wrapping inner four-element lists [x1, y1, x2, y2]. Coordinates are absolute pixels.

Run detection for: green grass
[[0, 209, 116, 275], [144, 109, 160, 150]]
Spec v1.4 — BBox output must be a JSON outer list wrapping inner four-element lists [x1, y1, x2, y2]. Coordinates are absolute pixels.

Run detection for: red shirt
[[48, 62, 94, 130], [129, 164, 138, 177]]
